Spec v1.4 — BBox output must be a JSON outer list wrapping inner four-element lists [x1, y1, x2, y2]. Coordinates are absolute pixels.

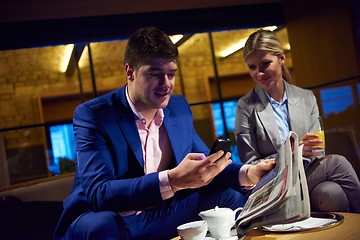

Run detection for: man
[[54, 27, 275, 240]]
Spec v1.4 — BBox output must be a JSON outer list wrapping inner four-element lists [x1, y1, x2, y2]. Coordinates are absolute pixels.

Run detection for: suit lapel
[[163, 106, 181, 165], [285, 82, 305, 137], [255, 86, 282, 148], [115, 86, 144, 169]]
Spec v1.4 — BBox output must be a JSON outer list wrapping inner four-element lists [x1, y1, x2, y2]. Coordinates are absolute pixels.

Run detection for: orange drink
[[309, 130, 325, 147]]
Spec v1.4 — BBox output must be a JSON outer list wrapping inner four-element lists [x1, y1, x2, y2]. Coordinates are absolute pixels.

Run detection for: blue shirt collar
[[264, 90, 288, 106]]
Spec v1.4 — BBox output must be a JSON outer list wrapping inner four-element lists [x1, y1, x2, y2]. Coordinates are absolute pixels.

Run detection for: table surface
[[172, 212, 360, 240]]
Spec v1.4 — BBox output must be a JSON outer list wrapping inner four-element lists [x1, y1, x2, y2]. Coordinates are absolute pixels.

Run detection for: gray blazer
[[234, 80, 320, 164]]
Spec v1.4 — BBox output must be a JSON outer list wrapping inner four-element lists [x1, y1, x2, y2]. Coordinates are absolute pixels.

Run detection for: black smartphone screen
[[209, 138, 232, 160]]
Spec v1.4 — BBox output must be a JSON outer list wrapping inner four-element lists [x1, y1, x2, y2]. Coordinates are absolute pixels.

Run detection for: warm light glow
[[219, 26, 278, 58], [170, 34, 183, 44], [263, 25, 278, 31], [219, 39, 247, 58], [283, 42, 291, 50], [78, 45, 88, 68], [60, 44, 74, 72]]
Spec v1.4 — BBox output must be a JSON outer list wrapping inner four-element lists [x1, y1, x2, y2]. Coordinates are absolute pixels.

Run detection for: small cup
[[177, 220, 208, 240]]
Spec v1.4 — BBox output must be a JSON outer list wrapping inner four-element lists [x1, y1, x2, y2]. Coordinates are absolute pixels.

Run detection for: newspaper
[[236, 131, 310, 232]]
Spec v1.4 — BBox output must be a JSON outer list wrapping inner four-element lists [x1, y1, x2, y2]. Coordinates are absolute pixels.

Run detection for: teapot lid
[[199, 206, 233, 217]]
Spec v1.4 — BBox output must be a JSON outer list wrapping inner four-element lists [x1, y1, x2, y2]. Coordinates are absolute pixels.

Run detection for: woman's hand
[[246, 158, 276, 185], [299, 133, 324, 158]]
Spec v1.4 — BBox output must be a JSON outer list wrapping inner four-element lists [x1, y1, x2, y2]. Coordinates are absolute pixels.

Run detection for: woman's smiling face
[[245, 50, 285, 95]]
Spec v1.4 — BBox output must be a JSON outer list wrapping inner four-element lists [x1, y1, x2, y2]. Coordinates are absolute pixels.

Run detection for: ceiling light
[[60, 44, 74, 72], [219, 39, 247, 58], [170, 34, 183, 44], [263, 26, 278, 31]]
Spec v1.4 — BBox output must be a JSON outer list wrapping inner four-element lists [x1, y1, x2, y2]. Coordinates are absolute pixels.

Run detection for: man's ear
[[125, 64, 135, 81]]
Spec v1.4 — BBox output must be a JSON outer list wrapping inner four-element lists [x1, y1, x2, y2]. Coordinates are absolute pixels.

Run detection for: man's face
[[126, 57, 177, 112]]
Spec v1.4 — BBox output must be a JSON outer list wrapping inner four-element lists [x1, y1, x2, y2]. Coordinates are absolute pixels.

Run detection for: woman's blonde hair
[[243, 29, 292, 83]]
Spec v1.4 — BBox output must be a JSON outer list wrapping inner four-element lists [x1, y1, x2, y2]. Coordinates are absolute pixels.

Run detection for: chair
[[325, 129, 360, 181], [0, 173, 74, 240]]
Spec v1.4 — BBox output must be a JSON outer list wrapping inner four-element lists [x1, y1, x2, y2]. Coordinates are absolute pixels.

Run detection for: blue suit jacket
[[54, 85, 244, 238]]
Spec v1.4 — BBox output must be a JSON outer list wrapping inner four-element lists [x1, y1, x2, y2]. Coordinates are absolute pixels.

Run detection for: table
[[172, 212, 360, 240]]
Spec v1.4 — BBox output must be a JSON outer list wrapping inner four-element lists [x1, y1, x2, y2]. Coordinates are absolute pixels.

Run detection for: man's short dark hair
[[124, 27, 179, 70]]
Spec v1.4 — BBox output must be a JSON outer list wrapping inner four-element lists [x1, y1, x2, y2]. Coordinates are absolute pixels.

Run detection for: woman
[[234, 29, 360, 213]]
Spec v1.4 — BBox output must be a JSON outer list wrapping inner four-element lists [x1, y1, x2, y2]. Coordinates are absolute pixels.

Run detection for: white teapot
[[198, 206, 242, 239]]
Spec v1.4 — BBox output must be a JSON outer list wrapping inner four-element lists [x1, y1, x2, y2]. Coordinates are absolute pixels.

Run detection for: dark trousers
[[64, 184, 247, 240], [306, 154, 360, 213]]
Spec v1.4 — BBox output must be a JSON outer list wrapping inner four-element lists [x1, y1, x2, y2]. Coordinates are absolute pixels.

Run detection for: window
[[320, 86, 354, 117], [0, 27, 287, 185], [212, 100, 240, 162], [212, 101, 237, 136], [48, 123, 76, 174]]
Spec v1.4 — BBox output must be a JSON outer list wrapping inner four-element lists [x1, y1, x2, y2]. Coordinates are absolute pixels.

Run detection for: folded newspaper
[[236, 131, 310, 235]]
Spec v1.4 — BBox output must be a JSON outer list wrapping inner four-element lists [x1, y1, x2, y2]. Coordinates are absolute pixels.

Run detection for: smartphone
[[209, 138, 232, 161]]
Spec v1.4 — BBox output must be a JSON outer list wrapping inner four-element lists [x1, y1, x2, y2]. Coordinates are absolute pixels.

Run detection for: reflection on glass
[[212, 100, 240, 162], [320, 86, 354, 117], [5, 128, 49, 184], [212, 101, 237, 136], [49, 123, 76, 174]]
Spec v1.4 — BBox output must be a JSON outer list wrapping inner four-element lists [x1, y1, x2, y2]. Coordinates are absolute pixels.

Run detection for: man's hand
[[299, 133, 324, 158], [247, 159, 276, 185], [168, 151, 232, 193]]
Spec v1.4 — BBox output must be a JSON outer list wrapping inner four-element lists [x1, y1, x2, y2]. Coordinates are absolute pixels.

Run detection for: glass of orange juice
[[309, 116, 325, 152], [309, 130, 325, 148]]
